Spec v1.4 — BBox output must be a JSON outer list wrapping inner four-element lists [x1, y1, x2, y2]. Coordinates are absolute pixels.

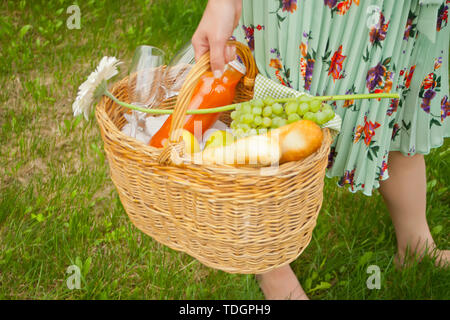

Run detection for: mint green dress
[[234, 0, 450, 196]]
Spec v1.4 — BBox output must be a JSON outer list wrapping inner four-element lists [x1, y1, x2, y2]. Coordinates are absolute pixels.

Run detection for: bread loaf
[[201, 134, 281, 166], [273, 120, 323, 163], [201, 120, 323, 166]]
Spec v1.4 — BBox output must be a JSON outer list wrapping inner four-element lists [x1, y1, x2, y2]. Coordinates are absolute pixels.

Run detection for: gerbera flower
[[72, 56, 122, 120]]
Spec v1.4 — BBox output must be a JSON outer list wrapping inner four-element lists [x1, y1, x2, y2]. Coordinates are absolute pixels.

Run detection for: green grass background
[[0, 0, 449, 300]]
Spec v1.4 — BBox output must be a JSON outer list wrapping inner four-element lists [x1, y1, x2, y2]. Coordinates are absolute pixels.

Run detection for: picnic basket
[[95, 40, 333, 274]]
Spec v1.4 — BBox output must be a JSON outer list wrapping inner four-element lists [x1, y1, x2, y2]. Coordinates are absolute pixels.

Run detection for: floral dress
[[233, 0, 450, 196]]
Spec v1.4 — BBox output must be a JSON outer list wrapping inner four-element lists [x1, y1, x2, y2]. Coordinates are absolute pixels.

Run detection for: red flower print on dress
[[269, 58, 283, 70], [241, 24, 264, 52], [404, 65, 416, 89], [242, 25, 255, 51], [270, 48, 292, 88], [300, 42, 308, 57], [366, 58, 394, 94], [370, 12, 389, 48], [327, 146, 337, 169], [338, 168, 356, 190], [354, 116, 381, 146], [363, 119, 381, 146], [379, 160, 388, 179], [299, 36, 315, 92], [337, 0, 359, 15], [421, 89, 436, 113], [434, 56, 443, 70], [403, 11, 417, 40], [391, 123, 400, 140], [275, 70, 288, 86], [422, 73, 437, 90], [441, 95, 449, 121], [281, 0, 297, 13], [327, 45, 346, 82], [419, 68, 441, 115], [325, 0, 359, 16], [324, 0, 338, 9], [387, 99, 399, 116], [384, 71, 393, 93], [437, 3, 448, 31], [366, 63, 385, 92], [354, 124, 364, 144]]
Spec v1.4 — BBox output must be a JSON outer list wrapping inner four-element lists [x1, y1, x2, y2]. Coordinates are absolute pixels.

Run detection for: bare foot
[[256, 264, 309, 300], [394, 248, 450, 269]]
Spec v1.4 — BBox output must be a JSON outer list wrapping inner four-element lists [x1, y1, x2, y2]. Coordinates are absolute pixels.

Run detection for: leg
[[378, 151, 449, 267], [256, 264, 309, 300]]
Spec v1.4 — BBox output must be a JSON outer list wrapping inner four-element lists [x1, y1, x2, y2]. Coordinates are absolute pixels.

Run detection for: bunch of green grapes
[[230, 95, 335, 137]]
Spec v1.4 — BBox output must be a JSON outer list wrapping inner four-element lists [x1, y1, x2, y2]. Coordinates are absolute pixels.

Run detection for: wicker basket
[[95, 41, 333, 274]]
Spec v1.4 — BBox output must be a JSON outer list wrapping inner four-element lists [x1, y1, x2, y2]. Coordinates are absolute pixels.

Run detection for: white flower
[[72, 56, 122, 120]]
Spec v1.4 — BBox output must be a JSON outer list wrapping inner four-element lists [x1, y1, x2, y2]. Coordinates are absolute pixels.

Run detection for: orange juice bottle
[[149, 58, 246, 148]]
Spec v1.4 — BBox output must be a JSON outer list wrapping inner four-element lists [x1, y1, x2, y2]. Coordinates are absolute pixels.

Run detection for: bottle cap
[[228, 55, 246, 75]]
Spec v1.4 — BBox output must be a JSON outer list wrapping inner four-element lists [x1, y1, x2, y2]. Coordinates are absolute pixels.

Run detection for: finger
[[209, 38, 227, 78], [192, 33, 209, 63], [226, 45, 236, 63]]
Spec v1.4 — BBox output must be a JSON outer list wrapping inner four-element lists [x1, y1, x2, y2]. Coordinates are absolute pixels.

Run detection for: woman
[[192, 0, 449, 299]]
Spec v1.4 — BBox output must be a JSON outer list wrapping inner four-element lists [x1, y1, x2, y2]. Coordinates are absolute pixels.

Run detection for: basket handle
[[157, 40, 257, 165]]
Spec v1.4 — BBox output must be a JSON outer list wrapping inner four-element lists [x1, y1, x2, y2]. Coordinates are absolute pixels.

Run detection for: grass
[[0, 0, 449, 300]]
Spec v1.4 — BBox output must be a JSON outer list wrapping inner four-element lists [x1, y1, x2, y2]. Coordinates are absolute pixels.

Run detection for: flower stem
[[104, 90, 173, 114], [104, 90, 400, 115]]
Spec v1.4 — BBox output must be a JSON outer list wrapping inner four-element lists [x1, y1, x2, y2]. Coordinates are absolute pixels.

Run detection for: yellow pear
[[204, 130, 235, 150], [181, 129, 200, 154]]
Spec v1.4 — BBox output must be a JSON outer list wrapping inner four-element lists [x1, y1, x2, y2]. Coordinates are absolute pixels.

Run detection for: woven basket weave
[[95, 41, 333, 274]]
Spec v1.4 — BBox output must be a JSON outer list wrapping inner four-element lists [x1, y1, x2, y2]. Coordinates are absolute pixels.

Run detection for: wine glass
[[127, 46, 166, 134], [128, 45, 166, 107], [163, 41, 196, 99]]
